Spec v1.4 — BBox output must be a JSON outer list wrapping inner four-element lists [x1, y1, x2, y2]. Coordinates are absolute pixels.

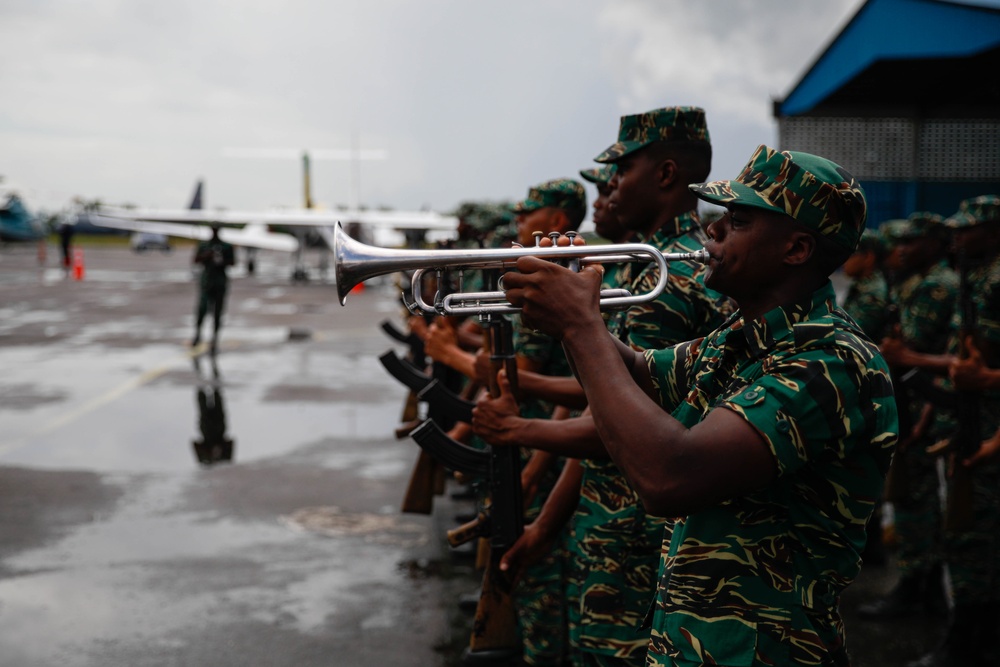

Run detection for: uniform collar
[[637, 209, 700, 244], [726, 281, 838, 359]]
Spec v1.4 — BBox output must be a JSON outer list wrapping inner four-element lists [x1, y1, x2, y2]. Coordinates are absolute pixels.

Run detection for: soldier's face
[[607, 150, 658, 232], [593, 183, 625, 242], [703, 205, 792, 298], [516, 208, 556, 247], [842, 250, 873, 278]]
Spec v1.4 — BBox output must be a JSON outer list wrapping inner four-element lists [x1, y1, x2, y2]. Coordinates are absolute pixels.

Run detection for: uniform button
[[744, 390, 759, 400], [776, 420, 791, 434]]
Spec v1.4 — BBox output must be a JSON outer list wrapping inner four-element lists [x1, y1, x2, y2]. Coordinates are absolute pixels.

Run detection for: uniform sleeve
[[644, 339, 700, 414], [718, 345, 896, 477], [975, 268, 1000, 345]]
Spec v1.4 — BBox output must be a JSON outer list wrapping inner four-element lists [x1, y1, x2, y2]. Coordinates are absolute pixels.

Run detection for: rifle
[[945, 252, 980, 533], [380, 317, 428, 426], [382, 342, 482, 514], [882, 283, 916, 503], [410, 308, 524, 661]]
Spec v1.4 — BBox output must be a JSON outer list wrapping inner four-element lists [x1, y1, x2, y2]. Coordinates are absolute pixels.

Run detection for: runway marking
[[1, 344, 235, 457]]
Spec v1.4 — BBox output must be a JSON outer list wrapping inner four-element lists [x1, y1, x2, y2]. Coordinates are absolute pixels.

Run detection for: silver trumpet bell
[[333, 222, 709, 315]]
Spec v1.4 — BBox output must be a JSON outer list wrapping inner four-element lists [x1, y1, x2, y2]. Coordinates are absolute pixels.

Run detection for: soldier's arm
[[504, 256, 773, 517], [879, 336, 956, 375], [500, 458, 583, 576], [472, 389, 608, 459], [950, 335, 1000, 390]]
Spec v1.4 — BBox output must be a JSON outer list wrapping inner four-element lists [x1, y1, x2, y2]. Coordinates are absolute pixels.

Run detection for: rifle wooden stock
[[401, 449, 438, 515], [467, 553, 520, 655]]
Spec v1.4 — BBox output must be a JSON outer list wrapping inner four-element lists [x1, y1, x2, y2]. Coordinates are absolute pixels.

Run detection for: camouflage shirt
[[574, 211, 732, 658], [514, 317, 573, 420], [841, 271, 889, 341], [894, 260, 958, 353], [962, 252, 1000, 347], [643, 281, 898, 667]]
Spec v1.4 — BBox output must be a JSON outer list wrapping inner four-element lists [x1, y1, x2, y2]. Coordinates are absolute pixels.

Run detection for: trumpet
[[334, 222, 709, 315]]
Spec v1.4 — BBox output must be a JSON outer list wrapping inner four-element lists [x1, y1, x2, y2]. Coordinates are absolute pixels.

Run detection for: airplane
[[86, 180, 301, 274], [0, 179, 47, 243], [90, 151, 459, 282]]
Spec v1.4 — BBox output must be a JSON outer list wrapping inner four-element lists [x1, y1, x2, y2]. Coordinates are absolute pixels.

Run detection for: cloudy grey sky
[[1, 0, 863, 215]]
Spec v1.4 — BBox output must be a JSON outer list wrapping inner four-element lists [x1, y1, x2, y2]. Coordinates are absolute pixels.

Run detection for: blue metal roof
[[778, 0, 1000, 116]]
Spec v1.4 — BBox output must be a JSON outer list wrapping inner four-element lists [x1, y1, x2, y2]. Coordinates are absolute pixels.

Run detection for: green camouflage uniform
[[643, 284, 897, 666], [510, 178, 586, 667], [842, 272, 889, 342], [637, 145, 897, 666], [570, 107, 730, 666], [573, 212, 731, 664], [942, 196, 1000, 611], [513, 321, 574, 666], [891, 254, 957, 577]]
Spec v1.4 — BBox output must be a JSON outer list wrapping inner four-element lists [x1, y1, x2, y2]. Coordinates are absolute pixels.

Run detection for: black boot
[[905, 603, 988, 667], [857, 572, 925, 619], [922, 563, 950, 619]]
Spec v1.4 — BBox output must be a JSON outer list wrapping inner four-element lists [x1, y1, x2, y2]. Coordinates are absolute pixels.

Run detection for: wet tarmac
[[0, 242, 948, 666]]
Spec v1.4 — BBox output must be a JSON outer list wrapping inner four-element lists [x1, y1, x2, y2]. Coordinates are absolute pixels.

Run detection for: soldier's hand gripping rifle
[[410, 272, 524, 660], [945, 251, 980, 533]]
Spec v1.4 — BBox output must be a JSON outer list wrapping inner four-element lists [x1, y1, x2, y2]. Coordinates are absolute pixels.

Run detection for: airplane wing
[[97, 206, 459, 233], [88, 214, 300, 253]]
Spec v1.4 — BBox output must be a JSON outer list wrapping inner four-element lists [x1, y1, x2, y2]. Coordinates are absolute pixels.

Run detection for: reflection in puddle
[[191, 354, 235, 466]]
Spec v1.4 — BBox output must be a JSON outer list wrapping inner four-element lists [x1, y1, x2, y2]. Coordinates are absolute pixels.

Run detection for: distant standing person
[[191, 224, 235, 352], [59, 220, 75, 272]]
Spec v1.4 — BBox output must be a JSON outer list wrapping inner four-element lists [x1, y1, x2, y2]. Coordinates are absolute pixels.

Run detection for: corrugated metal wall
[[778, 116, 1000, 223]]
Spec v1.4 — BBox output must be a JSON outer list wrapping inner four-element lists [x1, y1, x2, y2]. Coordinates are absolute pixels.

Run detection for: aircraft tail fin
[[188, 180, 204, 210]]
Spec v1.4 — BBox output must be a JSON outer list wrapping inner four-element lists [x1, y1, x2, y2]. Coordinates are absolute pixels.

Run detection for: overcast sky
[[1, 0, 864, 216]]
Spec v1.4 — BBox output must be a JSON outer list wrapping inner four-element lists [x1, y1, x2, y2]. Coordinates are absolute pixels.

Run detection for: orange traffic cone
[[72, 248, 85, 281]]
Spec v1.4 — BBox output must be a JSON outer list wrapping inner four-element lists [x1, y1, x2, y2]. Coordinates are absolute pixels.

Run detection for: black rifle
[[418, 378, 476, 425], [380, 318, 427, 371], [882, 282, 916, 503], [945, 251, 980, 533], [410, 310, 523, 661]]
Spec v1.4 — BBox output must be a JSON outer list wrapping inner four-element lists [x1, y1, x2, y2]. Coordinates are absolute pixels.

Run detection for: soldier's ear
[[784, 230, 816, 267], [551, 209, 572, 234], [656, 158, 678, 189]]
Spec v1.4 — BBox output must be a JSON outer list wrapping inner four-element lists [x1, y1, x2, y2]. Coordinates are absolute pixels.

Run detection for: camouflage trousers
[[945, 459, 1000, 605], [516, 534, 569, 666], [889, 444, 943, 576]]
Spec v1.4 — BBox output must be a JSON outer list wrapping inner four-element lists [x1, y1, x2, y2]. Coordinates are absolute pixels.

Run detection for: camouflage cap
[[579, 164, 616, 185], [513, 178, 586, 214], [945, 195, 1000, 229], [594, 106, 710, 163], [856, 228, 887, 255], [474, 202, 516, 233], [878, 219, 911, 243], [689, 144, 867, 253], [900, 211, 946, 239]]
